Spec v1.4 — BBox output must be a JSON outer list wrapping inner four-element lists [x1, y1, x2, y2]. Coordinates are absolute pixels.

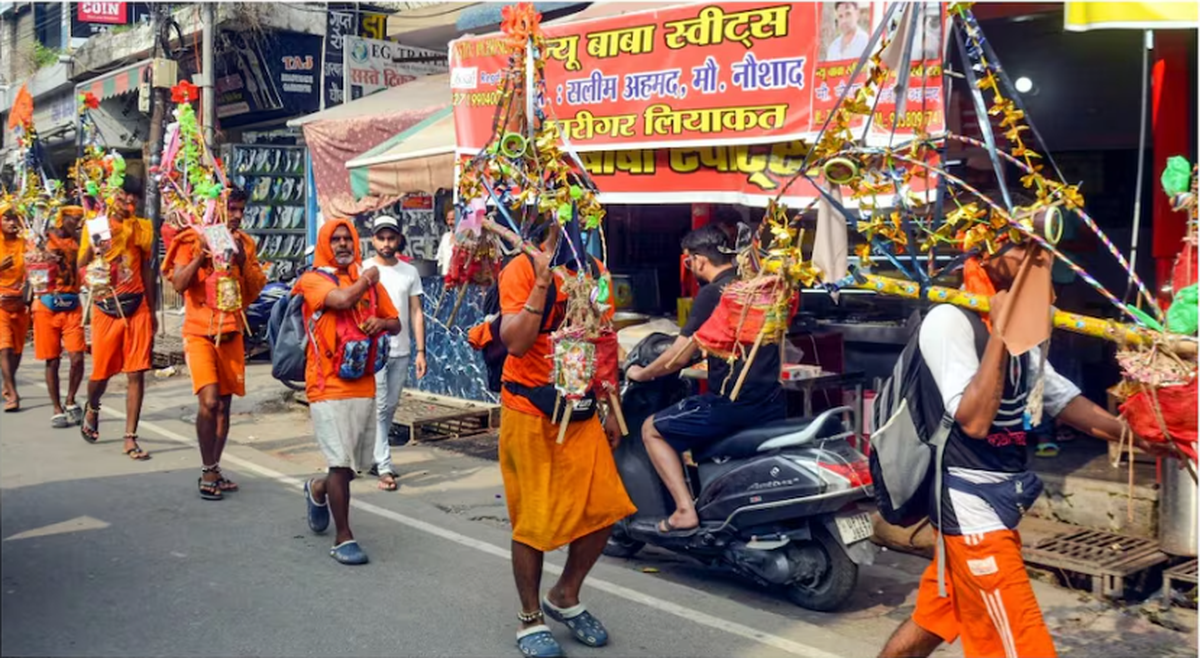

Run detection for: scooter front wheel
[[784, 525, 858, 612], [602, 533, 645, 559]]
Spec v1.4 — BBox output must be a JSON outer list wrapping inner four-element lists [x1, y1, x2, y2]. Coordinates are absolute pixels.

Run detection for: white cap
[[372, 215, 400, 235]]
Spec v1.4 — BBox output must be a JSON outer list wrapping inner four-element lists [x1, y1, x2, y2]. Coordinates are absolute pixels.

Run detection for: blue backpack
[[267, 269, 390, 386], [267, 270, 337, 384]]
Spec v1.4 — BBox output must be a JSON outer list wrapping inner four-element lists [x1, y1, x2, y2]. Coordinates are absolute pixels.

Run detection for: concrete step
[[1028, 440, 1159, 539]]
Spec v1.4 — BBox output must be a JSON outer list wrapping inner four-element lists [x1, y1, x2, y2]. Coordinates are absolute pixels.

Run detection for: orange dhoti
[[498, 408, 636, 552], [913, 529, 1057, 658], [0, 304, 30, 355], [90, 302, 154, 381], [32, 299, 86, 360], [184, 333, 246, 396]]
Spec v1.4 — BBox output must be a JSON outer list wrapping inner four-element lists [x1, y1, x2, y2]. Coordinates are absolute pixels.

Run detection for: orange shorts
[[913, 529, 1057, 658], [0, 304, 30, 355], [90, 302, 153, 381], [184, 333, 246, 397], [33, 299, 86, 360]]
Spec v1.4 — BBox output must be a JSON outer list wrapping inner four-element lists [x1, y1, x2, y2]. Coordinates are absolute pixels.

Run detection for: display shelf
[[224, 142, 309, 262]]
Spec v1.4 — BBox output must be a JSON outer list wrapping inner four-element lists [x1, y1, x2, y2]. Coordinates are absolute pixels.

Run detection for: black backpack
[[479, 253, 600, 393]]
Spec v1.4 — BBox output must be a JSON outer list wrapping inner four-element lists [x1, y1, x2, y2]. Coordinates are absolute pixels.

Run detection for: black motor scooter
[[607, 333, 876, 612]]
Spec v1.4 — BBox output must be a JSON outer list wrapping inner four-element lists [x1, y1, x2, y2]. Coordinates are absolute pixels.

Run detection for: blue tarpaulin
[[455, 2, 584, 31]]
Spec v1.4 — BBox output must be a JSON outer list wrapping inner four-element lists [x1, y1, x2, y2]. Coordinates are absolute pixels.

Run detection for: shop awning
[[292, 73, 451, 219], [288, 73, 450, 127], [75, 60, 151, 101], [347, 107, 455, 199], [1064, 2, 1198, 31]]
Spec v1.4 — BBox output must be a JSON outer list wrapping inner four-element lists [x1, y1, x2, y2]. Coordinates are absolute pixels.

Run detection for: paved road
[[2, 362, 1194, 658]]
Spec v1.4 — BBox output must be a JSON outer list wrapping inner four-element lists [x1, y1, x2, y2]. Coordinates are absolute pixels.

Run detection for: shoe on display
[[254, 177, 272, 202]]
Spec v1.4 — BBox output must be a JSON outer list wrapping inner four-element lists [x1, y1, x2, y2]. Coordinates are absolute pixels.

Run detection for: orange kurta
[[162, 227, 267, 397], [79, 215, 154, 295], [81, 216, 154, 381], [494, 254, 633, 552], [161, 227, 267, 337], [296, 219, 399, 404], [32, 230, 85, 360], [0, 235, 29, 354]]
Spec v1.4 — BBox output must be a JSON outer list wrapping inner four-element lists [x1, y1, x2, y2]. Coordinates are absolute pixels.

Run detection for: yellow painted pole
[[852, 274, 1197, 357]]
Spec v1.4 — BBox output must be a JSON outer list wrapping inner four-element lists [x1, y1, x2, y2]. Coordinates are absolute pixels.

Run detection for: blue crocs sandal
[[304, 479, 330, 534], [516, 625, 563, 658], [542, 596, 609, 647], [330, 540, 369, 565]]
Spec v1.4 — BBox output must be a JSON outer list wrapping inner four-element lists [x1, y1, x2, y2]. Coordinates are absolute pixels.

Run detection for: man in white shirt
[[363, 216, 427, 491], [436, 206, 456, 277], [878, 243, 1170, 658], [826, 1, 870, 61]]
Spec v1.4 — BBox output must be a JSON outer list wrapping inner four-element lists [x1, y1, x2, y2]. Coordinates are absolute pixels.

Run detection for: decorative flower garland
[[453, 2, 623, 440]]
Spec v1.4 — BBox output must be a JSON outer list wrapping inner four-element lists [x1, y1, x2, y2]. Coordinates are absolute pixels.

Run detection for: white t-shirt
[[363, 257, 424, 357], [436, 231, 455, 277], [919, 304, 1080, 419], [919, 304, 1082, 535], [826, 28, 870, 61]]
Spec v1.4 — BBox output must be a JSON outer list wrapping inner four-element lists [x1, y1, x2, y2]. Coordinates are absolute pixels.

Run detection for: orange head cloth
[[314, 217, 362, 278], [962, 256, 998, 330], [55, 205, 84, 228]]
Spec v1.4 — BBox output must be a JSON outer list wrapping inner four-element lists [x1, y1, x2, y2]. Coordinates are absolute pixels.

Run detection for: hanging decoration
[[1112, 159, 1198, 470], [674, 2, 1198, 459], [151, 81, 246, 337], [3, 91, 65, 297], [452, 2, 620, 440]]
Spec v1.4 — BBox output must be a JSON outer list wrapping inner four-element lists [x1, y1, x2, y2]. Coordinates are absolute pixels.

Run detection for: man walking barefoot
[[0, 203, 29, 413], [300, 219, 400, 565]]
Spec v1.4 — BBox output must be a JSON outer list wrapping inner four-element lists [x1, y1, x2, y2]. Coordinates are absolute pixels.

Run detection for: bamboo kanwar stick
[[730, 330, 765, 402], [853, 274, 1198, 358], [607, 389, 628, 436]]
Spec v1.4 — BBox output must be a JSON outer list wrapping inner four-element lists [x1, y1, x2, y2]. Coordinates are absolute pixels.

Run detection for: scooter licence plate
[[834, 512, 874, 545]]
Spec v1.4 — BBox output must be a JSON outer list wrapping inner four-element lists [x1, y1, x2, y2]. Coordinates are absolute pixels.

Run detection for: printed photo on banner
[[820, 1, 871, 62], [885, 1, 945, 62]]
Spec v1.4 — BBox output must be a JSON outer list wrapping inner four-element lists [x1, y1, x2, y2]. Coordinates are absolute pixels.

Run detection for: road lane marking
[[20, 379, 850, 658]]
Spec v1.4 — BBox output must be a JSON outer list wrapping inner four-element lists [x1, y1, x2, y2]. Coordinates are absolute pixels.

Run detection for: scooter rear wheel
[[784, 525, 858, 612], [602, 534, 645, 559]]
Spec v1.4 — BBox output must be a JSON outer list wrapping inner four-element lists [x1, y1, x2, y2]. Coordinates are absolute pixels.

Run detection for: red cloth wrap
[[590, 330, 619, 392], [1119, 379, 1198, 462], [693, 277, 780, 359]]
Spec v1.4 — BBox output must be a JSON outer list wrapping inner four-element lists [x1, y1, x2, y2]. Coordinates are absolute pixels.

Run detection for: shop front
[[362, 2, 946, 406]]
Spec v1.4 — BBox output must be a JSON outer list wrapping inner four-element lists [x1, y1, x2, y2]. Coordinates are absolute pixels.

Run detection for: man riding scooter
[[626, 225, 786, 535]]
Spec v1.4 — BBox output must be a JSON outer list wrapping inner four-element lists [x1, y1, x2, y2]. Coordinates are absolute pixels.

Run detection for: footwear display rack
[[225, 144, 308, 262]]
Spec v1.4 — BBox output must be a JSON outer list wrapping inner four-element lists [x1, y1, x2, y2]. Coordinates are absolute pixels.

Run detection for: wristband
[[523, 304, 544, 316]]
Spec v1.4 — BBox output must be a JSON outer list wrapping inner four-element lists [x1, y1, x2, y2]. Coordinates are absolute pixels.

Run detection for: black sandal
[[211, 465, 238, 492], [198, 467, 223, 501], [123, 434, 150, 461], [81, 403, 101, 443]]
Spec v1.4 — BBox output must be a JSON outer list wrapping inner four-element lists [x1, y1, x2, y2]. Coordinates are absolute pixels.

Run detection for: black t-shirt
[[681, 268, 782, 402]]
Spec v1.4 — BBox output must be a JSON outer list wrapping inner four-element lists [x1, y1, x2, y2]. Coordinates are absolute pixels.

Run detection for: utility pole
[[200, 2, 215, 150], [144, 2, 170, 335]]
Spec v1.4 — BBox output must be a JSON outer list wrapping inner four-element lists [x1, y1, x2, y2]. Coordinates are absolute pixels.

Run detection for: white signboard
[[343, 36, 448, 101]]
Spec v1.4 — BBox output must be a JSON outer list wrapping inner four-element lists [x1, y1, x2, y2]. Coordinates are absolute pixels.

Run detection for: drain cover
[[1024, 529, 1168, 598]]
